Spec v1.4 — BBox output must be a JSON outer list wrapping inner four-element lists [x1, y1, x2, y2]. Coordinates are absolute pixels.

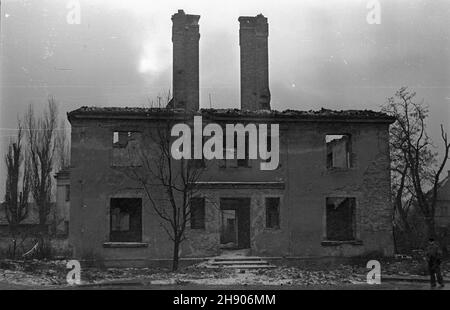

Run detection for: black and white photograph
[[0, 0, 449, 296]]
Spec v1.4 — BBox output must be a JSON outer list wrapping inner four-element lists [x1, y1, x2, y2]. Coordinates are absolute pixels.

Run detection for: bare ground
[[0, 257, 449, 288]]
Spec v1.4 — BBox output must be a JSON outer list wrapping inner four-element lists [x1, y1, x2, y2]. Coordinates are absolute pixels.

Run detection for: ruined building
[[68, 10, 395, 265]]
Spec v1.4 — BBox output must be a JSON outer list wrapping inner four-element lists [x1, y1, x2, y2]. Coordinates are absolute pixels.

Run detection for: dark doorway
[[221, 210, 237, 246], [220, 198, 251, 249]]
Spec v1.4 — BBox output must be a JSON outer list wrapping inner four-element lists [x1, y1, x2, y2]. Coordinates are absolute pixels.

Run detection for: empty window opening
[[113, 131, 137, 148], [222, 132, 230, 166], [190, 197, 205, 229], [110, 198, 142, 242], [326, 197, 356, 241], [326, 135, 351, 169], [113, 132, 119, 145], [220, 130, 251, 168], [266, 197, 280, 229], [112, 131, 142, 167]]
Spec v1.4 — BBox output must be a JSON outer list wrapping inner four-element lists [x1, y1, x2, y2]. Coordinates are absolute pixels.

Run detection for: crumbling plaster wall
[[70, 117, 393, 261], [284, 122, 393, 257]]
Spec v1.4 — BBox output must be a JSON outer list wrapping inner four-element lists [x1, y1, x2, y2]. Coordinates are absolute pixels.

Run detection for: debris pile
[[1, 258, 448, 288]]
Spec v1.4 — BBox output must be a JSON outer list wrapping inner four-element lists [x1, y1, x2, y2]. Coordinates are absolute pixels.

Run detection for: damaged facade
[[67, 10, 395, 264]]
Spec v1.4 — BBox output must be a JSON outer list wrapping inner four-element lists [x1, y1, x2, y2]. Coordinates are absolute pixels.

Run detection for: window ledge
[[264, 227, 281, 231], [326, 167, 354, 172], [219, 166, 252, 169], [103, 242, 148, 248], [321, 240, 363, 246]]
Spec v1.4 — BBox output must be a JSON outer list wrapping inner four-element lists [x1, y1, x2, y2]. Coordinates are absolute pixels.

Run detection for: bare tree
[[383, 87, 450, 240], [124, 112, 206, 271], [388, 112, 417, 233], [56, 118, 71, 170], [3, 121, 31, 258], [25, 97, 58, 229]]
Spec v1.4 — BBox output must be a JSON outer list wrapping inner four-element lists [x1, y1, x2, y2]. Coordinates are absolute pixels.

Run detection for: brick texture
[[239, 14, 271, 111]]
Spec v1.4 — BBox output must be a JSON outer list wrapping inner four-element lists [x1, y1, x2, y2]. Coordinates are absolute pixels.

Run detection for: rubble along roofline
[[67, 107, 396, 124]]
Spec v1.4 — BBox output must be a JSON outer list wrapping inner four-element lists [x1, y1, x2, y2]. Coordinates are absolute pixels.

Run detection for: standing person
[[426, 238, 445, 288]]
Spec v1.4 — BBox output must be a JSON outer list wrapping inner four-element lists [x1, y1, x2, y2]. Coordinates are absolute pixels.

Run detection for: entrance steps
[[207, 256, 276, 269]]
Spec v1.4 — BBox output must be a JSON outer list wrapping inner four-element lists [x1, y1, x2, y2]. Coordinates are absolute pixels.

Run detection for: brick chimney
[[239, 14, 271, 111], [171, 10, 200, 112]]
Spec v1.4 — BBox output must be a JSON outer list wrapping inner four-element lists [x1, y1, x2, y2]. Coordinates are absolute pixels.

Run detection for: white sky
[[0, 0, 449, 196]]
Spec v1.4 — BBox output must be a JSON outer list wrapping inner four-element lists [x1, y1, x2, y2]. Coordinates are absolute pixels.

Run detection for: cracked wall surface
[[69, 116, 394, 263]]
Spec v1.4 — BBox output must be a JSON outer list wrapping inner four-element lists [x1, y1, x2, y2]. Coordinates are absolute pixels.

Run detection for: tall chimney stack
[[171, 10, 200, 112], [239, 14, 271, 111]]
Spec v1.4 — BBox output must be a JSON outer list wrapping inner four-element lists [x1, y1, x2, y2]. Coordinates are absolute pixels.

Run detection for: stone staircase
[[207, 256, 276, 270]]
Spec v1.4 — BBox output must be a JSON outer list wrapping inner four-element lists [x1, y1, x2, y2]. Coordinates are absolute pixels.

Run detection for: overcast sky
[[0, 0, 449, 197]]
